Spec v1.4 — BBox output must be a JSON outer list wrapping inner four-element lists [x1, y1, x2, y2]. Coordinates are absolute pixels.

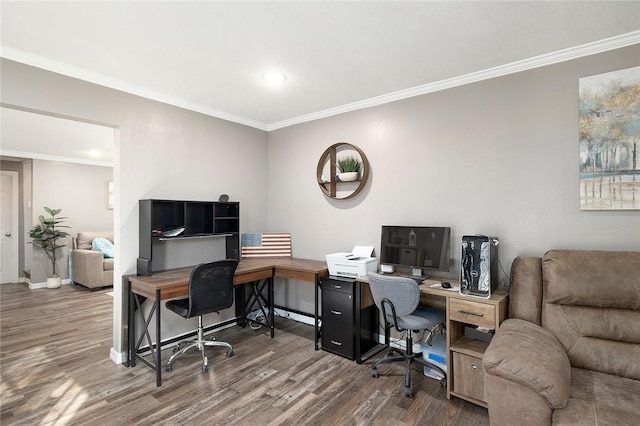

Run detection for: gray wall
[[267, 45, 640, 312], [1, 58, 270, 361]]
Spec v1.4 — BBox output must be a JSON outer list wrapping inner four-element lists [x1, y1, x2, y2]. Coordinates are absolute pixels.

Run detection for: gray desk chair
[[165, 259, 238, 373], [368, 272, 446, 397]]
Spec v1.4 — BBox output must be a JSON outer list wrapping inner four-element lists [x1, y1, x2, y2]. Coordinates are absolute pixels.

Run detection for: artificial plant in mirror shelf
[[28, 207, 70, 289], [337, 155, 361, 182]]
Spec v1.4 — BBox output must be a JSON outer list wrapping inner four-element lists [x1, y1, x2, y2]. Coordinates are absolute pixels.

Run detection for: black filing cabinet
[[321, 276, 379, 363]]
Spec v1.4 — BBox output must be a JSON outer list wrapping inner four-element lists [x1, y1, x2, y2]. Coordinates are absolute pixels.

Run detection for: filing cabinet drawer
[[452, 352, 486, 403], [322, 326, 354, 358], [449, 298, 495, 329], [323, 279, 354, 294]]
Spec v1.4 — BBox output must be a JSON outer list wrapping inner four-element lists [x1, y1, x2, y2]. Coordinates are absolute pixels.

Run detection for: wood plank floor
[[0, 283, 489, 425]]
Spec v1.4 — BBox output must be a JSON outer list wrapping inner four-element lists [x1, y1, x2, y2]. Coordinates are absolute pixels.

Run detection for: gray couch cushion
[[103, 258, 114, 271]]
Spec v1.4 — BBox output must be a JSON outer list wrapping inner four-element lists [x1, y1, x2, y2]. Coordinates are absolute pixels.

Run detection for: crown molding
[[266, 30, 640, 131], [0, 46, 269, 131], [3, 30, 639, 133], [0, 149, 113, 167]]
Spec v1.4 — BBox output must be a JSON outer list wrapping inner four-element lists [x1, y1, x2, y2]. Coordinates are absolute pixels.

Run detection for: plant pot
[[47, 276, 62, 289], [338, 172, 359, 182]]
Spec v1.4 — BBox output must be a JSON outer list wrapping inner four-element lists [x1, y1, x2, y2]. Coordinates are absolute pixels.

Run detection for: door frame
[[1, 170, 20, 284]]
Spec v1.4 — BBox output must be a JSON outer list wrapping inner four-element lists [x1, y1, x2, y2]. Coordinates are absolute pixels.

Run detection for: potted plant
[[28, 207, 70, 289], [337, 155, 361, 182]]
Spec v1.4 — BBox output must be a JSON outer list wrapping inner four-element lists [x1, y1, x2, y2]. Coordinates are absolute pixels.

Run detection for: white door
[[0, 171, 19, 284]]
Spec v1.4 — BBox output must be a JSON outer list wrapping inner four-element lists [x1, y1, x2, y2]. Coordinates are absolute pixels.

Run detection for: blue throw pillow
[[92, 237, 114, 258]]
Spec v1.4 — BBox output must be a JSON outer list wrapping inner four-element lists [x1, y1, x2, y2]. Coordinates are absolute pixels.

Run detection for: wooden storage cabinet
[[447, 290, 508, 407], [321, 276, 378, 362], [452, 351, 486, 402], [137, 199, 240, 275]]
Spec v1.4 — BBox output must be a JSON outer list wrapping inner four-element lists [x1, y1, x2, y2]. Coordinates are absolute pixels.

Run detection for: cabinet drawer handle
[[458, 310, 484, 317], [471, 364, 478, 369], [331, 310, 342, 315], [331, 340, 343, 346], [332, 285, 342, 289]]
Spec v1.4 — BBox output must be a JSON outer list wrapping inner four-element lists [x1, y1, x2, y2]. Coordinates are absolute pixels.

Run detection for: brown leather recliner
[[483, 249, 640, 425]]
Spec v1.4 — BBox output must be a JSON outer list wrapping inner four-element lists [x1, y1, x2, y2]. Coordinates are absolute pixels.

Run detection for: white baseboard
[[28, 278, 71, 290], [110, 347, 126, 364], [274, 308, 316, 326]]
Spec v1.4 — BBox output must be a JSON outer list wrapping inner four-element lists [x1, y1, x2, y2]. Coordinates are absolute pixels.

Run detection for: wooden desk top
[[420, 278, 508, 304], [356, 276, 508, 304], [129, 258, 328, 300]]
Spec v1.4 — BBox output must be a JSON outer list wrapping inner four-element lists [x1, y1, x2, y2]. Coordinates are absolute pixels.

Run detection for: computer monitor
[[379, 225, 451, 277]]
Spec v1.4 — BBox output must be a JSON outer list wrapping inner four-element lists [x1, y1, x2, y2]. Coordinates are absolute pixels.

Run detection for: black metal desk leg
[[129, 281, 135, 367], [155, 289, 162, 387], [269, 276, 275, 338], [235, 286, 247, 327], [314, 273, 319, 350], [355, 281, 362, 364]]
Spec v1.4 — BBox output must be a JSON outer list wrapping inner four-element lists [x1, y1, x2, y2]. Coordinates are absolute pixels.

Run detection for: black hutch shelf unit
[[137, 199, 240, 275]]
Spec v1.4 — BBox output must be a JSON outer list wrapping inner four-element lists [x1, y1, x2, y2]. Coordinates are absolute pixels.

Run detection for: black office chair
[[165, 259, 238, 373], [367, 272, 446, 397]]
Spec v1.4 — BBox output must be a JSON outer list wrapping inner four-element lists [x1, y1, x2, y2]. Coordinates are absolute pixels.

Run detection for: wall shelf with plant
[[316, 142, 370, 200]]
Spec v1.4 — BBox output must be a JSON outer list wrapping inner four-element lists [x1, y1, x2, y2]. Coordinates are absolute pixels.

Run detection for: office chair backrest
[[367, 272, 420, 317], [187, 259, 239, 318]]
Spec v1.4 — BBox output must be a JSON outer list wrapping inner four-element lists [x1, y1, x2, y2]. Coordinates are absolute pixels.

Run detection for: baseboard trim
[[28, 279, 71, 290], [110, 347, 126, 364]]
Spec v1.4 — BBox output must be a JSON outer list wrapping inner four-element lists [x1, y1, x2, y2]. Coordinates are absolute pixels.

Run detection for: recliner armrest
[[483, 318, 571, 409], [71, 249, 105, 285]]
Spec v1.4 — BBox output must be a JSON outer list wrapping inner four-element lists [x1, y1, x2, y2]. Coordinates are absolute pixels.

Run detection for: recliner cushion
[[541, 250, 640, 379], [552, 368, 640, 425], [543, 250, 640, 310]]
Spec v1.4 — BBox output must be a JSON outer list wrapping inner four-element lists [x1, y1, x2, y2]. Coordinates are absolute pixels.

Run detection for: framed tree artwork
[[579, 66, 640, 210]]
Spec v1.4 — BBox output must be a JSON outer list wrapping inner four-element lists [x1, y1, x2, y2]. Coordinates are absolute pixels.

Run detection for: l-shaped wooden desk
[[127, 258, 329, 386], [129, 261, 507, 405]]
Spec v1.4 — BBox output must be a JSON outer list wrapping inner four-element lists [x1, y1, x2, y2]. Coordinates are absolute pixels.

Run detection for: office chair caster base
[[371, 367, 378, 378], [202, 356, 208, 372], [405, 387, 413, 398], [227, 349, 234, 357]]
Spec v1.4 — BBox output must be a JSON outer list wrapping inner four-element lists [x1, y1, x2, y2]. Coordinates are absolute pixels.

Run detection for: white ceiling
[[1, 1, 639, 163], [0, 107, 115, 166]]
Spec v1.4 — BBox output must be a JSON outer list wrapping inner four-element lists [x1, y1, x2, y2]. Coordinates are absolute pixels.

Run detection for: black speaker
[[137, 258, 152, 276], [460, 235, 498, 298]]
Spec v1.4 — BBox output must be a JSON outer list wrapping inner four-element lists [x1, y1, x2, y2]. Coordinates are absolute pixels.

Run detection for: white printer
[[326, 246, 378, 278]]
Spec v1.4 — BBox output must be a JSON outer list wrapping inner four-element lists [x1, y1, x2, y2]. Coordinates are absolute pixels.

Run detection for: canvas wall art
[[579, 66, 640, 210]]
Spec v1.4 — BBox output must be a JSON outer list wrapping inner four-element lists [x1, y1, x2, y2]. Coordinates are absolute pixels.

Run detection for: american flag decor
[[241, 233, 292, 259]]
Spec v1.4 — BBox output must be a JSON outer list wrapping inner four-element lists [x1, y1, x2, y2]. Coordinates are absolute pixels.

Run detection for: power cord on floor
[[247, 307, 287, 330]]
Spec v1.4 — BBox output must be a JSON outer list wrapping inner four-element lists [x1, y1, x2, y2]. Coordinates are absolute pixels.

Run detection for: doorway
[[0, 106, 115, 286], [0, 170, 19, 284]]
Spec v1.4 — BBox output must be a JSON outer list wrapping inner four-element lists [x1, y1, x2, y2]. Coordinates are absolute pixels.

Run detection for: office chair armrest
[[380, 297, 402, 331], [483, 318, 570, 421]]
